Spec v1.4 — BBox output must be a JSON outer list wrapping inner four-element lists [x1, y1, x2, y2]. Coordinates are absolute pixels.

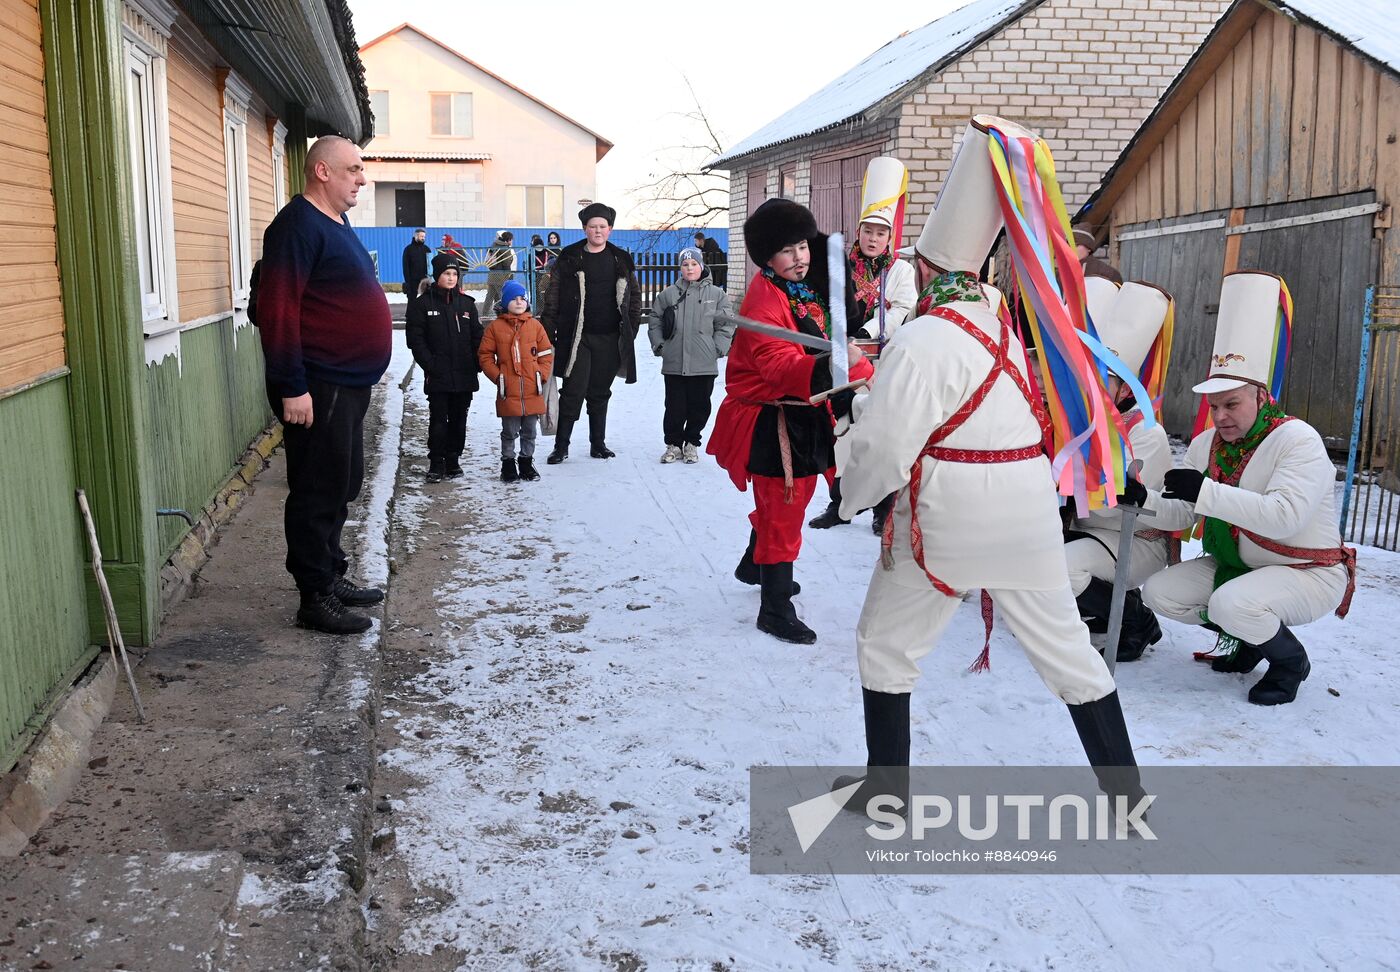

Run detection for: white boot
[[660, 445, 683, 464]]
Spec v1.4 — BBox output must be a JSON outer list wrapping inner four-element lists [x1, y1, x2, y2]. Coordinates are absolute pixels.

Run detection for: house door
[[395, 187, 425, 228], [811, 148, 879, 243]]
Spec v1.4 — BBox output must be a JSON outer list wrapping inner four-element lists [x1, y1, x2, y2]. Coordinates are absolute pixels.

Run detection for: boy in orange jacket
[[478, 280, 554, 482]]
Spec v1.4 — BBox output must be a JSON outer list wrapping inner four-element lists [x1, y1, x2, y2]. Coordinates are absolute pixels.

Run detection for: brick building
[[707, 0, 1229, 289]]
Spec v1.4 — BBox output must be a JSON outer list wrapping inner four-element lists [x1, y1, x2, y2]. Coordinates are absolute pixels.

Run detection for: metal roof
[[363, 151, 492, 162]]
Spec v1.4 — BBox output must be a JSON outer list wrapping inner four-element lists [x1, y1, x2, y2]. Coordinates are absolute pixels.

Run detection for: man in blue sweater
[[259, 136, 392, 634]]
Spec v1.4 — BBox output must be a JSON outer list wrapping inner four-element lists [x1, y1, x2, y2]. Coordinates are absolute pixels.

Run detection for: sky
[[346, 0, 969, 228]]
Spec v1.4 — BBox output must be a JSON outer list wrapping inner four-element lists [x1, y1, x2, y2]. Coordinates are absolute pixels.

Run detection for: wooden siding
[[0, 377, 92, 771], [1112, 12, 1390, 227], [167, 34, 230, 321], [0, 0, 64, 391], [248, 116, 276, 262]]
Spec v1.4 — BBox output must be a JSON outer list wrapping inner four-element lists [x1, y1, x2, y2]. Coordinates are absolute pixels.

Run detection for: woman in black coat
[[406, 252, 485, 481]]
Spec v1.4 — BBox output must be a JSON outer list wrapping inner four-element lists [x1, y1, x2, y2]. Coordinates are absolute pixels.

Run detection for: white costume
[[1066, 280, 1176, 595], [854, 259, 916, 339], [851, 156, 917, 340], [1141, 272, 1352, 658], [840, 118, 1115, 705]]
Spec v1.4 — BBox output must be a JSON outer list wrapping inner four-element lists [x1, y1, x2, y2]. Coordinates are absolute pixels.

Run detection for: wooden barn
[[1076, 0, 1400, 447]]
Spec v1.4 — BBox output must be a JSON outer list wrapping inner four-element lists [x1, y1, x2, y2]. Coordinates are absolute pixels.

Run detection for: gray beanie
[[679, 246, 705, 265]]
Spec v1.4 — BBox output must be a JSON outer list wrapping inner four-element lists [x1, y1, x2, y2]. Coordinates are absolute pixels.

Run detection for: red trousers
[[749, 474, 818, 564]]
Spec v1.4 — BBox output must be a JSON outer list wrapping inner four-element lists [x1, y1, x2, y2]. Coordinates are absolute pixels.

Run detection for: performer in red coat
[[708, 199, 873, 644]]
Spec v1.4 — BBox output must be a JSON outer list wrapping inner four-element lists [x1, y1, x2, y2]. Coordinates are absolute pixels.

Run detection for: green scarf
[[1200, 400, 1292, 620], [915, 270, 984, 316]]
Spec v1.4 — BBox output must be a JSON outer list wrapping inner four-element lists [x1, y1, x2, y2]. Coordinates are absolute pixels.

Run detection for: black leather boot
[[518, 457, 540, 481], [1115, 590, 1163, 663], [1075, 577, 1112, 635], [833, 688, 912, 816], [1210, 632, 1264, 673], [808, 477, 849, 529], [1248, 625, 1310, 705], [733, 530, 799, 593], [548, 417, 573, 464], [589, 406, 614, 458], [755, 563, 815, 644], [501, 457, 519, 482], [1067, 690, 1145, 806], [426, 458, 445, 483], [331, 576, 383, 607], [870, 493, 895, 535], [295, 590, 372, 635]]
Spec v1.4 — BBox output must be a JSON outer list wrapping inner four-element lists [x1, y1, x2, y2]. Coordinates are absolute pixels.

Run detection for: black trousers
[[558, 332, 621, 442], [277, 378, 371, 594], [426, 390, 471, 463], [662, 374, 716, 446]]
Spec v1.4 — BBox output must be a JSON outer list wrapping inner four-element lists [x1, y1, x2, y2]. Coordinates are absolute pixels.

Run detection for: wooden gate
[[1342, 286, 1400, 549]]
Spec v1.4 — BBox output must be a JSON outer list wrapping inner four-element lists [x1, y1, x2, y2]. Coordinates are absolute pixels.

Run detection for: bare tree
[[627, 77, 730, 248]]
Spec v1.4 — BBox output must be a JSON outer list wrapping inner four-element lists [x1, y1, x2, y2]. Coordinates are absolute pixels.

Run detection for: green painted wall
[[0, 377, 92, 771], [145, 319, 270, 555]]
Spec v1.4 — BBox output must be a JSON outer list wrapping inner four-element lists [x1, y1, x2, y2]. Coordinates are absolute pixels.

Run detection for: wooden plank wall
[[1113, 13, 1389, 228], [0, 0, 64, 391], [167, 34, 230, 321], [248, 118, 275, 262]]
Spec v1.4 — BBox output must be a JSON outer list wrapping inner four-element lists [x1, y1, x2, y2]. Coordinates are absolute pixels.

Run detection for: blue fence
[[358, 226, 729, 285]]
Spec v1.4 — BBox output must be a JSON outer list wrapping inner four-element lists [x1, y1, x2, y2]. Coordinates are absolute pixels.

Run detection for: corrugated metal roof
[[1278, 0, 1400, 74], [708, 0, 1041, 168], [364, 151, 492, 161]]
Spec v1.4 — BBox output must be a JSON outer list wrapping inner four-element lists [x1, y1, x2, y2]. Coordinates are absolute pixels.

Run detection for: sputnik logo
[[787, 781, 862, 852]]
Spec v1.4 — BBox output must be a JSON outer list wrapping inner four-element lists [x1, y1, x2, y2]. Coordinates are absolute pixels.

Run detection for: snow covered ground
[[376, 333, 1400, 969]]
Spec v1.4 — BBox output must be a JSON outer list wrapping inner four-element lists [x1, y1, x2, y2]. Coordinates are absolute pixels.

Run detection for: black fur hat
[[745, 198, 818, 267], [578, 202, 616, 226]]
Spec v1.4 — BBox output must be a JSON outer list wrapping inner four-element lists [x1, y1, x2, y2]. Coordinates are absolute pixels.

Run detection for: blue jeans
[[501, 414, 539, 459]]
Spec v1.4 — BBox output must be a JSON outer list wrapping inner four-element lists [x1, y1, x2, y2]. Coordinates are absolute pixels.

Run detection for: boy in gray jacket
[[648, 247, 735, 463]]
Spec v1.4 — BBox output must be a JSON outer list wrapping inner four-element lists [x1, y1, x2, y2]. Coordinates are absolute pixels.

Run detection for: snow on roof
[[709, 0, 1040, 167], [1277, 0, 1400, 75]]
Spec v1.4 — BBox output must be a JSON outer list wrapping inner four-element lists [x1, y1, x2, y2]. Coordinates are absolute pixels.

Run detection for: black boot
[[756, 563, 815, 644], [426, 458, 445, 483], [589, 407, 614, 458], [445, 457, 464, 479], [870, 493, 895, 535], [808, 477, 849, 529], [1210, 633, 1264, 673], [1248, 625, 1310, 705], [1115, 590, 1163, 663], [1067, 691, 1145, 806], [331, 576, 383, 607], [833, 688, 912, 816], [501, 457, 519, 482], [518, 457, 540, 481], [548, 419, 572, 464], [295, 590, 372, 635], [734, 531, 800, 592], [1075, 577, 1112, 636]]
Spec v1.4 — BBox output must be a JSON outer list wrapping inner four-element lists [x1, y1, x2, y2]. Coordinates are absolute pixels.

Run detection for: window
[[780, 163, 797, 198], [369, 90, 389, 136], [506, 185, 564, 227], [429, 92, 473, 137], [223, 75, 253, 309], [121, 20, 177, 330]]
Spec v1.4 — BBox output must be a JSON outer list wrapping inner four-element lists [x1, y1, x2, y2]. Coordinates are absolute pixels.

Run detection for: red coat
[[707, 272, 874, 490]]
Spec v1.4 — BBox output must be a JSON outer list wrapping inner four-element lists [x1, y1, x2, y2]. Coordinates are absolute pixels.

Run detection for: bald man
[[259, 136, 393, 634]]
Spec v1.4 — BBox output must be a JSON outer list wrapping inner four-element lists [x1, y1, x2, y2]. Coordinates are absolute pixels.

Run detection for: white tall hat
[[1098, 281, 1172, 375], [902, 115, 1039, 273], [859, 157, 908, 230], [1192, 271, 1287, 394], [1084, 275, 1121, 336]]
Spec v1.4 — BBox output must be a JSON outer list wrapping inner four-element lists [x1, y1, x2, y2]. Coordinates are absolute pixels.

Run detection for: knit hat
[[500, 279, 529, 309], [679, 246, 704, 265], [579, 202, 616, 226], [431, 252, 459, 280], [744, 198, 818, 267]]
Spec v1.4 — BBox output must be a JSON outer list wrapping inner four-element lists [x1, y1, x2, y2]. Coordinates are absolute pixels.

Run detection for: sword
[[1103, 458, 1151, 674], [720, 314, 833, 352], [828, 232, 850, 388]]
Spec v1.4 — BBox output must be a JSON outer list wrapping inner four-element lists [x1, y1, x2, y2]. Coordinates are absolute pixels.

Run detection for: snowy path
[[372, 333, 1400, 970]]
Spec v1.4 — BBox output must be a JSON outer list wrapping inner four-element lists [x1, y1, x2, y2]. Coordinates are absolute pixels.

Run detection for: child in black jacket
[[406, 252, 484, 481]]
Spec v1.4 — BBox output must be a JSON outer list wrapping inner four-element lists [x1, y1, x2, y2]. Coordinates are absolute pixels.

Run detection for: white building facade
[[352, 24, 611, 229]]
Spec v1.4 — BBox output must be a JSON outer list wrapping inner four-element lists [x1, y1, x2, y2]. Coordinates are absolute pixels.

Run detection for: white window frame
[[429, 91, 473, 137], [223, 72, 253, 313], [120, 5, 179, 335], [271, 119, 288, 212], [506, 184, 564, 227]]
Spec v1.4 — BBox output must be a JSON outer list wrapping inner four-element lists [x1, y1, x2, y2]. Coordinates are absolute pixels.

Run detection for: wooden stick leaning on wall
[[75, 489, 146, 723]]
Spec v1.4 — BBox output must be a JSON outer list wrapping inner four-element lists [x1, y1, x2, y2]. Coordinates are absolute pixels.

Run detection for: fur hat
[[431, 252, 459, 280], [744, 198, 818, 267], [579, 202, 616, 226], [500, 279, 529, 309]]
